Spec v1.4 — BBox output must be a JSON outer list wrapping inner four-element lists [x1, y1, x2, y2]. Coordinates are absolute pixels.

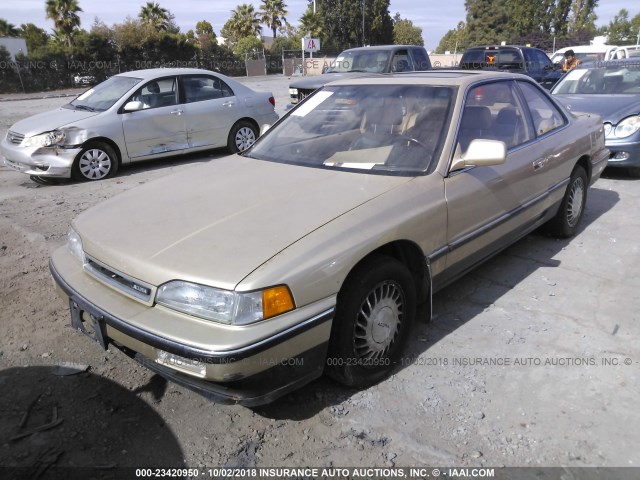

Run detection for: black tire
[[72, 142, 119, 181], [545, 166, 587, 238], [326, 255, 416, 388], [227, 120, 258, 153]]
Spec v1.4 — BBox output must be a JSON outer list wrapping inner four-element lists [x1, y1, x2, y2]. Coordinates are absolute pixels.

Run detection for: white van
[[550, 45, 619, 65]]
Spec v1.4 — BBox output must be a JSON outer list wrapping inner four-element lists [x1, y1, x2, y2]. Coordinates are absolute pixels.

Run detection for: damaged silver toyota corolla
[[1, 68, 278, 182]]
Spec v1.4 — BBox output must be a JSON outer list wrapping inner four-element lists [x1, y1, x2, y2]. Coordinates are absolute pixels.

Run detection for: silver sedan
[[1, 68, 279, 181]]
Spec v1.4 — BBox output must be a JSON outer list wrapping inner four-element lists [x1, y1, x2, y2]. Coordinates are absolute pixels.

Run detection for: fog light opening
[[612, 151, 630, 160]]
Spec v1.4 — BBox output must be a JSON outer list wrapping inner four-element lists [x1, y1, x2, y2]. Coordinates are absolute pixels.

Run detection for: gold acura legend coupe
[[50, 71, 608, 405]]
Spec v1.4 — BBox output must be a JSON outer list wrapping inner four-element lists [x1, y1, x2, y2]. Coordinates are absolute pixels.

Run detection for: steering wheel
[[392, 135, 431, 152]]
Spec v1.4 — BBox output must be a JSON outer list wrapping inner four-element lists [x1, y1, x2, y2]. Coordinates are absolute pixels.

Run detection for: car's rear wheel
[[72, 142, 119, 181], [545, 165, 587, 238], [326, 255, 416, 388], [227, 120, 258, 153]]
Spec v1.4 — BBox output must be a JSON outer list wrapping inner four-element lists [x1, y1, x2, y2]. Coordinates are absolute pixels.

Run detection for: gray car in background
[[551, 60, 640, 177], [1, 68, 279, 182]]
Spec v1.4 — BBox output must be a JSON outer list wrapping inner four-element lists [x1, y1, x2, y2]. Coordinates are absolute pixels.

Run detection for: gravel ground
[[0, 75, 638, 475]]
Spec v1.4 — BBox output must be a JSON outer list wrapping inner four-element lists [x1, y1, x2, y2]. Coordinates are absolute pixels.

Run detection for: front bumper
[[49, 251, 334, 406], [605, 138, 640, 168], [1, 137, 79, 178]]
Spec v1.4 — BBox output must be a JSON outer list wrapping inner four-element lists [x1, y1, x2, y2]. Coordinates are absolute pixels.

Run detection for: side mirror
[[124, 101, 144, 112], [450, 139, 506, 172]]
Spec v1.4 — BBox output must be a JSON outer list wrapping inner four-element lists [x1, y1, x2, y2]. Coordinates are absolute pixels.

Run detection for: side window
[[523, 49, 538, 72], [182, 75, 235, 103], [411, 48, 430, 71], [517, 81, 567, 136], [131, 77, 177, 109], [535, 49, 552, 69], [392, 50, 412, 72], [457, 81, 532, 152]]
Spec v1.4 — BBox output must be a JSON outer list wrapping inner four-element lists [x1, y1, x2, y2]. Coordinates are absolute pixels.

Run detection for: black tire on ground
[[545, 165, 588, 238], [72, 142, 119, 181], [227, 120, 258, 153], [326, 255, 416, 388]]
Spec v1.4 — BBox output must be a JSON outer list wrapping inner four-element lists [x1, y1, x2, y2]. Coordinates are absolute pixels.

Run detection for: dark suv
[[459, 45, 563, 90], [289, 45, 432, 104]]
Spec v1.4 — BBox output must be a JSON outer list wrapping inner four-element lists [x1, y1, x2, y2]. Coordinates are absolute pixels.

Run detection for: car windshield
[[68, 75, 142, 111], [553, 64, 640, 94], [325, 51, 390, 73], [246, 84, 456, 175]]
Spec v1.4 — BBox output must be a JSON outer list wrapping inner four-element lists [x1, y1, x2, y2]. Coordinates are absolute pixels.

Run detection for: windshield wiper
[[73, 104, 96, 112]]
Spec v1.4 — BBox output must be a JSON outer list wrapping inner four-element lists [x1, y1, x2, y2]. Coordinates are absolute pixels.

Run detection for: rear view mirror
[[451, 139, 506, 172], [124, 101, 144, 112]]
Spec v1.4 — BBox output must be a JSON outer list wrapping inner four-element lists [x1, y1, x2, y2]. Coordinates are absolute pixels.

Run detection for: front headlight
[[67, 227, 84, 262], [613, 116, 640, 138], [22, 130, 65, 148], [156, 280, 294, 325], [289, 88, 298, 96]]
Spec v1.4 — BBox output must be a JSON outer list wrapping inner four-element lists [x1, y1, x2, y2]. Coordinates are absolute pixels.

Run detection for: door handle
[[170, 109, 183, 115], [532, 158, 547, 170], [222, 101, 235, 107]]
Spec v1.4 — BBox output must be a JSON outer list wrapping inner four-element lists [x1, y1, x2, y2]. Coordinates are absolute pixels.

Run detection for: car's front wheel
[[545, 165, 587, 238], [227, 120, 258, 153], [72, 142, 119, 181], [326, 255, 416, 388]]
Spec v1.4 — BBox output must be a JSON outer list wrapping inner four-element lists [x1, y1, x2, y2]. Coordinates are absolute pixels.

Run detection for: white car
[[1, 68, 279, 181]]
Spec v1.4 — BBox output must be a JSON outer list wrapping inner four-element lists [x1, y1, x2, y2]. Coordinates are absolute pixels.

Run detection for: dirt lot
[[0, 75, 638, 475]]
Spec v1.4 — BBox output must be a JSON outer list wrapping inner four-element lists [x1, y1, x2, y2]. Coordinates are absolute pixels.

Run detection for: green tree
[[195, 20, 217, 50], [318, 0, 393, 49], [139, 2, 170, 32], [227, 4, 262, 39], [464, 0, 512, 46], [435, 21, 467, 53], [18, 23, 50, 55], [0, 19, 19, 37], [568, 0, 598, 34], [261, 0, 288, 38], [299, 5, 323, 39], [234, 35, 263, 57], [45, 0, 83, 48], [605, 9, 634, 44], [392, 14, 423, 46]]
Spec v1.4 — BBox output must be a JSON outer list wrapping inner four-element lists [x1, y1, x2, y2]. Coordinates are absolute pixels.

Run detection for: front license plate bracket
[[70, 299, 109, 350]]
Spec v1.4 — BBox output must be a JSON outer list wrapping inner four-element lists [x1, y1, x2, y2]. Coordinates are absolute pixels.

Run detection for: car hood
[[554, 94, 640, 123], [290, 72, 383, 90], [10, 106, 100, 136], [75, 155, 412, 290]]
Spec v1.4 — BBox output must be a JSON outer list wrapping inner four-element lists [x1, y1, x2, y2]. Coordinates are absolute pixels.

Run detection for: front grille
[[7, 131, 24, 145], [84, 256, 155, 304], [298, 89, 314, 102]]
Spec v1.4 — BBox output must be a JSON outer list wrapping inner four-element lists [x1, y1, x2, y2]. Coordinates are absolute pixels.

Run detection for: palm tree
[[260, 0, 287, 38], [299, 6, 323, 39], [0, 19, 19, 37], [45, 0, 82, 48], [228, 4, 262, 39], [139, 2, 170, 32]]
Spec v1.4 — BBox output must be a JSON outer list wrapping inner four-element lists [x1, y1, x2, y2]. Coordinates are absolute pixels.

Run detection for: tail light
[[268, 96, 275, 107]]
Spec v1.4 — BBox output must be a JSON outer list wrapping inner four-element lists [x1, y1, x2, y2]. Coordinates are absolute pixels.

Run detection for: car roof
[[464, 45, 539, 51], [325, 69, 534, 87], [575, 60, 640, 69], [341, 45, 422, 53], [114, 68, 219, 80]]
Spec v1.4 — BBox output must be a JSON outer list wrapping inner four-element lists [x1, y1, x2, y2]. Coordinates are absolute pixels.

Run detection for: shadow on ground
[[0, 366, 184, 479]]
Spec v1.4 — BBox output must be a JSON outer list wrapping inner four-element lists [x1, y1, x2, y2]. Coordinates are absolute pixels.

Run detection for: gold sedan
[[50, 71, 609, 405]]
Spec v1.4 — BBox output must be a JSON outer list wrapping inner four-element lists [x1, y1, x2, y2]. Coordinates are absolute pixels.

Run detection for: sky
[[0, 0, 635, 52]]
